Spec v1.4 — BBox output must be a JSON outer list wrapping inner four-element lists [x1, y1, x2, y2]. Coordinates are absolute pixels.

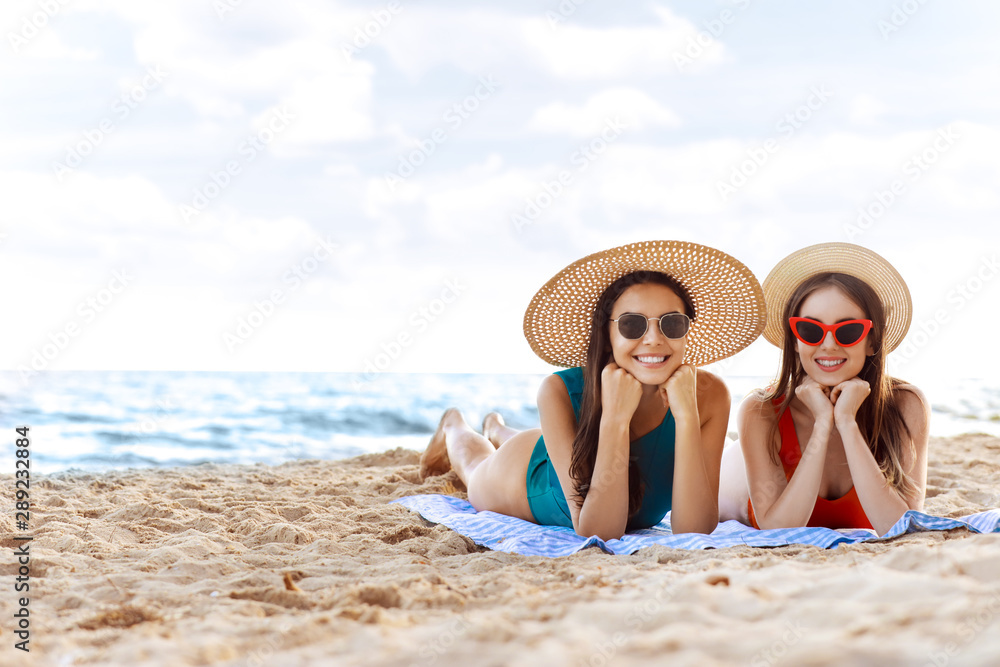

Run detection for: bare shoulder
[[736, 390, 776, 430], [694, 367, 729, 400], [537, 372, 566, 396], [537, 372, 573, 411], [893, 383, 931, 430], [694, 367, 731, 419]]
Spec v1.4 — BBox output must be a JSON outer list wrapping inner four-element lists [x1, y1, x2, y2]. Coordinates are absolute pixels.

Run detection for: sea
[[2, 371, 998, 475]]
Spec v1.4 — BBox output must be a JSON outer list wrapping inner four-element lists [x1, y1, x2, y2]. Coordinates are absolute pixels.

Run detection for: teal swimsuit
[[525, 366, 677, 531]]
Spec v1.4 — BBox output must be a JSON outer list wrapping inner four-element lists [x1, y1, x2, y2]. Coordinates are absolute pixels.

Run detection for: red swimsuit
[[748, 405, 874, 530]]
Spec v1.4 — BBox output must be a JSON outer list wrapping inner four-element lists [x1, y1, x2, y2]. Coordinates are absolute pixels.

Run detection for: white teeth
[[816, 359, 844, 367], [636, 355, 666, 363]]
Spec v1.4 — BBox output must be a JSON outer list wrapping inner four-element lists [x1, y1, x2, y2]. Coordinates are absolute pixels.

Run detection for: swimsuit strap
[[776, 406, 802, 476], [770, 398, 801, 477]]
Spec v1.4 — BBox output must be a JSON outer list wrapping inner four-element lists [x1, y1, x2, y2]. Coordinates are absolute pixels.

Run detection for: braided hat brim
[[761, 242, 912, 353], [523, 240, 766, 368]]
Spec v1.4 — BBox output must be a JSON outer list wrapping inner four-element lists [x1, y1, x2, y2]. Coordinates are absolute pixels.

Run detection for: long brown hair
[[568, 271, 696, 516], [765, 272, 915, 494]]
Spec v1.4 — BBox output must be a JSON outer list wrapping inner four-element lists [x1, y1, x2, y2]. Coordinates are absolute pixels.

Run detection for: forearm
[[755, 420, 831, 529], [575, 417, 631, 540], [669, 414, 718, 534], [838, 420, 911, 535]]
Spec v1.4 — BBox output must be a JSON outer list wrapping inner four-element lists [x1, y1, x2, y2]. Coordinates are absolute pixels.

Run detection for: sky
[[1, 0, 998, 389]]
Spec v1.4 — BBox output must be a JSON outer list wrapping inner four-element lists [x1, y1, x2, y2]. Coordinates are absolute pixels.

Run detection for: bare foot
[[482, 412, 507, 449], [420, 408, 462, 479]]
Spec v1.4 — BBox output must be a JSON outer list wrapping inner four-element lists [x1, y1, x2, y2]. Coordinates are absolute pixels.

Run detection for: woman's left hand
[[659, 364, 698, 418], [831, 377, 871, 425]]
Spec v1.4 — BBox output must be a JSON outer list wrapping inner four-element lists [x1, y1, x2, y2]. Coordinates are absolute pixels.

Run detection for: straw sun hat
[[761, 242, 912, 353], [523, 240, 766, 368]]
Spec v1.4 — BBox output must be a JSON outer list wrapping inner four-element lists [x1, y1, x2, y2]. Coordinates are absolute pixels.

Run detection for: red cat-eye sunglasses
[[788, 317, 873, 347]]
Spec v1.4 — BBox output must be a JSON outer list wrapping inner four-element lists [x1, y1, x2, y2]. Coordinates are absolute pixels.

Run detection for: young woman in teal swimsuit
[[420, 241, 766, 540]]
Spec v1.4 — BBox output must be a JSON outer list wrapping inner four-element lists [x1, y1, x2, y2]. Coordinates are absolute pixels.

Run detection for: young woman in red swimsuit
[[718, 243, 931, 536]]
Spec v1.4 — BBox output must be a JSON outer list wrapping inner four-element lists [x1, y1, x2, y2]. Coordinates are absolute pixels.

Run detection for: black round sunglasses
[[610, 312, 691, 340]]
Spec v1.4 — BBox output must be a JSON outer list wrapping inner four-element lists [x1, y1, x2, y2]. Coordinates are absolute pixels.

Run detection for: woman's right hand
[[601, 362, 642, 423], [794, 376, 835, 422]]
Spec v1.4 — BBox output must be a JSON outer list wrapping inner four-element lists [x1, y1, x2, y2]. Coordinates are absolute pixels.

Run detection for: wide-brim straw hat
[[761, 242, 912, 352], [523, 240, 766, 368]]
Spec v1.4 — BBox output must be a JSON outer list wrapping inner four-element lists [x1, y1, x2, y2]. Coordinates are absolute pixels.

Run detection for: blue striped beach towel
[[392, 494, 1000, 558]]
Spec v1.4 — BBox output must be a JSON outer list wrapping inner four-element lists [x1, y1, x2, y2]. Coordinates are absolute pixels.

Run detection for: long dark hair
[[568, 271, 696, 516], [765, 272, 915, 494]]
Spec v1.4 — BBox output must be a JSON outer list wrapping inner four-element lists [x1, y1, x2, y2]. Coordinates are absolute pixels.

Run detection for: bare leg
[[482, 412, 520, 449], [718, 440, 751, 524], [420, 408, 459, 478], [421, 408, 500, 483], [443, 410, 496, 486], [421, 408, 537, 522]]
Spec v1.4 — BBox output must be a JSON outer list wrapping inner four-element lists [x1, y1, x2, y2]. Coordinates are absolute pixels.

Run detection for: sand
[[2, 434, 999, 667]]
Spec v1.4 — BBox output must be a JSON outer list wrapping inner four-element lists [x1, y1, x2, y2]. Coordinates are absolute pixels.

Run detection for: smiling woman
[[418, 240, 766, 540], [718, 243, 931, 536]]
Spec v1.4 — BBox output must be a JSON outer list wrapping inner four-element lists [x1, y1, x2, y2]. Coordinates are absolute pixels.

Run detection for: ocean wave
[[4, 371, 998, 474]]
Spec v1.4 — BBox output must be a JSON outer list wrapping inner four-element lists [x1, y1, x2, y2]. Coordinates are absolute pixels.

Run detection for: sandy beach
[[3, 433, 999, 667]]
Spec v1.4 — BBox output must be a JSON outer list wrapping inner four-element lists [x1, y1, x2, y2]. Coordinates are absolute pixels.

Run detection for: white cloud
[[379, 6, 721, 80], [849, 94, 889, 126], [529, 88, 681, 136], [73, 0, 378, 148], [522, 6, 724, 79], [0, 169, 321, 287], [359, 120, 1000, 344], [272, 67, 376, 148], [0, 167, 355, 371], [6, 27, 100, 61]]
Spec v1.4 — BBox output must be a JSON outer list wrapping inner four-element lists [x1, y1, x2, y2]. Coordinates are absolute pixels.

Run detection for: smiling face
[[608, 282, 688, 385], [794, 285, 874, 386]]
